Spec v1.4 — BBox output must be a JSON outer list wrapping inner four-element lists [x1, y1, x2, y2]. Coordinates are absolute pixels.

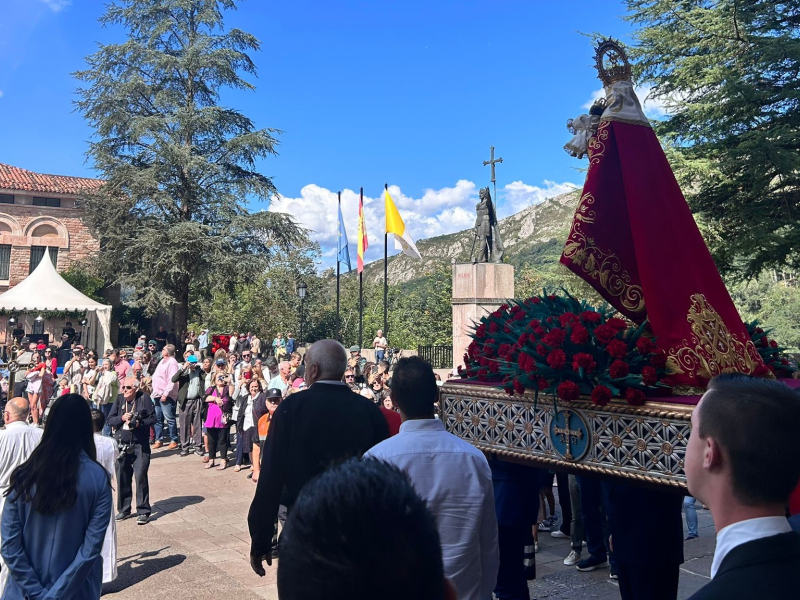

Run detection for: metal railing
[[417, 345, 453, 369]]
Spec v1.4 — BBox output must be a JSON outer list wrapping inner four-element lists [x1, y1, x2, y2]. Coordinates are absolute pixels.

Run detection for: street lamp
[[297, 281, 307, 346]]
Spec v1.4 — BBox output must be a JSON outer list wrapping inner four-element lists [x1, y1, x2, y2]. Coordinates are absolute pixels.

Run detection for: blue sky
[[0, 0, 659, 265]]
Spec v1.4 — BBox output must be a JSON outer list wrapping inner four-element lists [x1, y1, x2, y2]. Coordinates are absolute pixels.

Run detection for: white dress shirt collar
[[4, 421, 29, 430], [711, 516, 791, 578]]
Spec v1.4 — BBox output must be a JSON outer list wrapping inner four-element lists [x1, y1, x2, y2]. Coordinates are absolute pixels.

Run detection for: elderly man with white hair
[[107, 377, 156, 525], [268, 360, 291, 394], [248, 339, 389, 575], [0, 397, 43, 594]]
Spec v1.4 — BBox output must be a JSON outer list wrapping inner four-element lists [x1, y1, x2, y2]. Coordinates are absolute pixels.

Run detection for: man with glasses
[[235, 351, 254, 388], [0, 397, 43, 594], [112, 349, 131, 381], [343, 369, 358, 392], [108, 378, 156, 525]]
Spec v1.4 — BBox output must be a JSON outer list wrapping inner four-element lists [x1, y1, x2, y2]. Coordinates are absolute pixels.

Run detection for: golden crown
[[594, 38, 631, 86]]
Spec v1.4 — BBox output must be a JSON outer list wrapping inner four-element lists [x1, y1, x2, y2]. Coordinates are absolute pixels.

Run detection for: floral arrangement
[[747, 321, 798, 379], [460, 291, 669, 407]]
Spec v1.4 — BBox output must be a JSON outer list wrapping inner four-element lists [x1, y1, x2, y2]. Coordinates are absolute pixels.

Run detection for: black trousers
[[618, 562, 680, 600], [495, 525, 530, 600], [207, 427, 229, 460], [555, 471, 572, 535], [116, 443, 151, 516]]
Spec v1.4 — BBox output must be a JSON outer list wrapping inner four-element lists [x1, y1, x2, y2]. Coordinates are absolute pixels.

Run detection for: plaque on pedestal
[[451, 262, 514, 372]]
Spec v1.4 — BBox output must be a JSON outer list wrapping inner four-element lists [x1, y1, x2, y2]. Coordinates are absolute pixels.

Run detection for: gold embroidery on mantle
[[587, 121, 610, 173], [667, 294, 761, 381], [562, 191, 645, 315]]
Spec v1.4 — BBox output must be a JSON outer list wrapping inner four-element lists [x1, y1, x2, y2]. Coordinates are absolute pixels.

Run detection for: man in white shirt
[[0, 397, 44, 593], [268, 361, 291, 394], [372, 329, 388, 362], [685, 374, 800, 600], [366, 356, 499, 600]]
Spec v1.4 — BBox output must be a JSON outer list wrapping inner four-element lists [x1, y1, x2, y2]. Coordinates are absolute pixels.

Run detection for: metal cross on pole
[[482, 146, 503, 228]]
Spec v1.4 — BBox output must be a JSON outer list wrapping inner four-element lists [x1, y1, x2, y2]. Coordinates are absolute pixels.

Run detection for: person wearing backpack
[[173, 353, 204, 457]]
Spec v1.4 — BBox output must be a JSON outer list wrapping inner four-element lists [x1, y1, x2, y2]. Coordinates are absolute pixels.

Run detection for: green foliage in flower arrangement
[[461, 291, 669, 407], [746, 320, 798, 379]]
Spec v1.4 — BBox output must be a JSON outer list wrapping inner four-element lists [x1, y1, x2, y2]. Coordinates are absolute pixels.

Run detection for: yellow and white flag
[[384, 188, 421, 259]]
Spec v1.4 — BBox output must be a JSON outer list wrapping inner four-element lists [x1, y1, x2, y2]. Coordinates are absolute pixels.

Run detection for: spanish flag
[[384, 188, 421, 259], [357, 192, 368, 273]]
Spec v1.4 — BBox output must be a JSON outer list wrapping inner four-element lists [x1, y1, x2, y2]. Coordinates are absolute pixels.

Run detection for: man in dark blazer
[[248, 339, 389, 576], [687, 374, 800, 600]]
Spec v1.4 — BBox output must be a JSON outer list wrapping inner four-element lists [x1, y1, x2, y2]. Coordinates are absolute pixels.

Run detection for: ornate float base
[[440, 382, 693, 488]]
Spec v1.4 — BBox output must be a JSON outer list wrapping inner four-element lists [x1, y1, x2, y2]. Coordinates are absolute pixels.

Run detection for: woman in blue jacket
[[1, 393, 112, 600]]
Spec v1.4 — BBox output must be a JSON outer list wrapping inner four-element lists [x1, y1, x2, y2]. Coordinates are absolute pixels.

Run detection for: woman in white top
[[234, 377, 260, 473], [91, 408, 118, 583], [92, 359, 119, 436], [82, 356, 99, 401]]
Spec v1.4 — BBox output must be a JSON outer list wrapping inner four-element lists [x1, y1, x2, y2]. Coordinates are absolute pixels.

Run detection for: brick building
[[0, 163, 112, 345], [0, 163, 104, 289]]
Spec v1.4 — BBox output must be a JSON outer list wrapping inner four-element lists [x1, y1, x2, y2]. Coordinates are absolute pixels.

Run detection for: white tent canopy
[[0, 251, 112, 352]]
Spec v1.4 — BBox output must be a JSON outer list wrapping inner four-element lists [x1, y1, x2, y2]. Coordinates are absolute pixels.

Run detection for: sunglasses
[[121, 386, 135, 390], [242, 354, 251, 358], [345, 375, 355, 379], [44, 350, 52, 353]]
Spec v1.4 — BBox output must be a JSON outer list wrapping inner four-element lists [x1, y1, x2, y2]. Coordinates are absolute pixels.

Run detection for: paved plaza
[[104, 446, 716, 600]]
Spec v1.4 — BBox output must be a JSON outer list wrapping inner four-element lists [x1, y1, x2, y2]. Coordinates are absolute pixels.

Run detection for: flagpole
[[336, 190, 341, 342], [383, 183, 389, 338], [359, 187, 364, 350]]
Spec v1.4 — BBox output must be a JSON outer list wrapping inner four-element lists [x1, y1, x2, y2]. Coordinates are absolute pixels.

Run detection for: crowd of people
[[0, 326, 798, 600]]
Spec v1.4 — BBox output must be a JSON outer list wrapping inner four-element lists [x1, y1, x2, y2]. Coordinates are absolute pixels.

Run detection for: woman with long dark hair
[[1, 393, 112, 600]]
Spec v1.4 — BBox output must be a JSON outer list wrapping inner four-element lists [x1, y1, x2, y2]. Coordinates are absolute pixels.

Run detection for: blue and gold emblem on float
[[549, 409, 590, 461]]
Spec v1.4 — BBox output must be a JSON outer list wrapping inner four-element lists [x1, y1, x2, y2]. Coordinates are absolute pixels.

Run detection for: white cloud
[[582, 83, 681, 120], [497, 180, 579, 218], [0, 90, 4, 99], [41, 0, 71, 12], [269, 179, 579, 268]]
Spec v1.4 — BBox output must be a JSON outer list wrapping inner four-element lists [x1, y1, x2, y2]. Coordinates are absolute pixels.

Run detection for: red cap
[[36, 343, 46, 350]]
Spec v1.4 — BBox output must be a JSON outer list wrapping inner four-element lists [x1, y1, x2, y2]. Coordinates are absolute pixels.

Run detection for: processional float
[[440, 40, 797, 488]]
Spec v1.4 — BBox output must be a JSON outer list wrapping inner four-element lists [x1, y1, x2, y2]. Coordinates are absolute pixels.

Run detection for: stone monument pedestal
[[452, 262, 515, 371]]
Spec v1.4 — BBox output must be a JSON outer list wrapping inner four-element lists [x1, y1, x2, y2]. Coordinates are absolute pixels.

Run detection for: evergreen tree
[[627, 0, 800, 278], [74, 0, 301, 333]]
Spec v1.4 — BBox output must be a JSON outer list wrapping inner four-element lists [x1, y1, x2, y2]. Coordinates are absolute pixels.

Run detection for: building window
[[29, 246, 57, 272], [32, 197, 61, 208], [0, 194, 13, 205], [0, 245, 10, 280]]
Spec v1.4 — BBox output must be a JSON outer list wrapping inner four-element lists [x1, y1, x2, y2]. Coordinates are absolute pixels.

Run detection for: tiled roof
[[0, 163, 105, 195]]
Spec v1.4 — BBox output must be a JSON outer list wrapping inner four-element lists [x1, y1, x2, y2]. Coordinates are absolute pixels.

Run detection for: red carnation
[[510, 304, 522, 314], [625, 388, 646, 406], [536, 344, 547, 356], [475, 324, 486, 338], [544, 328, 566, 347], [477, 369, 488, 381], [531, 297, 542, 304], [536, 377, 550, 390], [609, 359, 630, 379], [607, 317, 627, 331], [641, 366, 658, 386], [489, 321, 499, 333], [591, 385, 613, 407], [503, 325, 512, 334], [755, 327, 764, 334], [572, 352, 596, 373], [557, 380, 581, 401], [513, 310, 526, 321], [559, 312, 579, 327], [513, 379, 525, 395], [636, 337, 656, 355], [594, 324, 617, 344], [533, 326, 546, 337], [546, 349, 567, 370], [770, 340, 778, 349], [498, 343, 512, 358], [518, 333, 529, 345], [580, 311, 602, 324], [606, 339, 628, 359], [570, 324, 589, 345], [488, 361, 499, 373], [547, 294, 557, 301], [650, 350, 667, 369]]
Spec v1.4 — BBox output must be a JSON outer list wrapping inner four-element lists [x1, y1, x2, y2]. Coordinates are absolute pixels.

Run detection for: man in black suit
[[687, 374, 800, 600], [248, 339, 389, 576]]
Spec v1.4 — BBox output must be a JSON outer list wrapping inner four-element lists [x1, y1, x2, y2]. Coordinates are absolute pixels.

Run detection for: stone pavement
[[103, 445, 717, 600]]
